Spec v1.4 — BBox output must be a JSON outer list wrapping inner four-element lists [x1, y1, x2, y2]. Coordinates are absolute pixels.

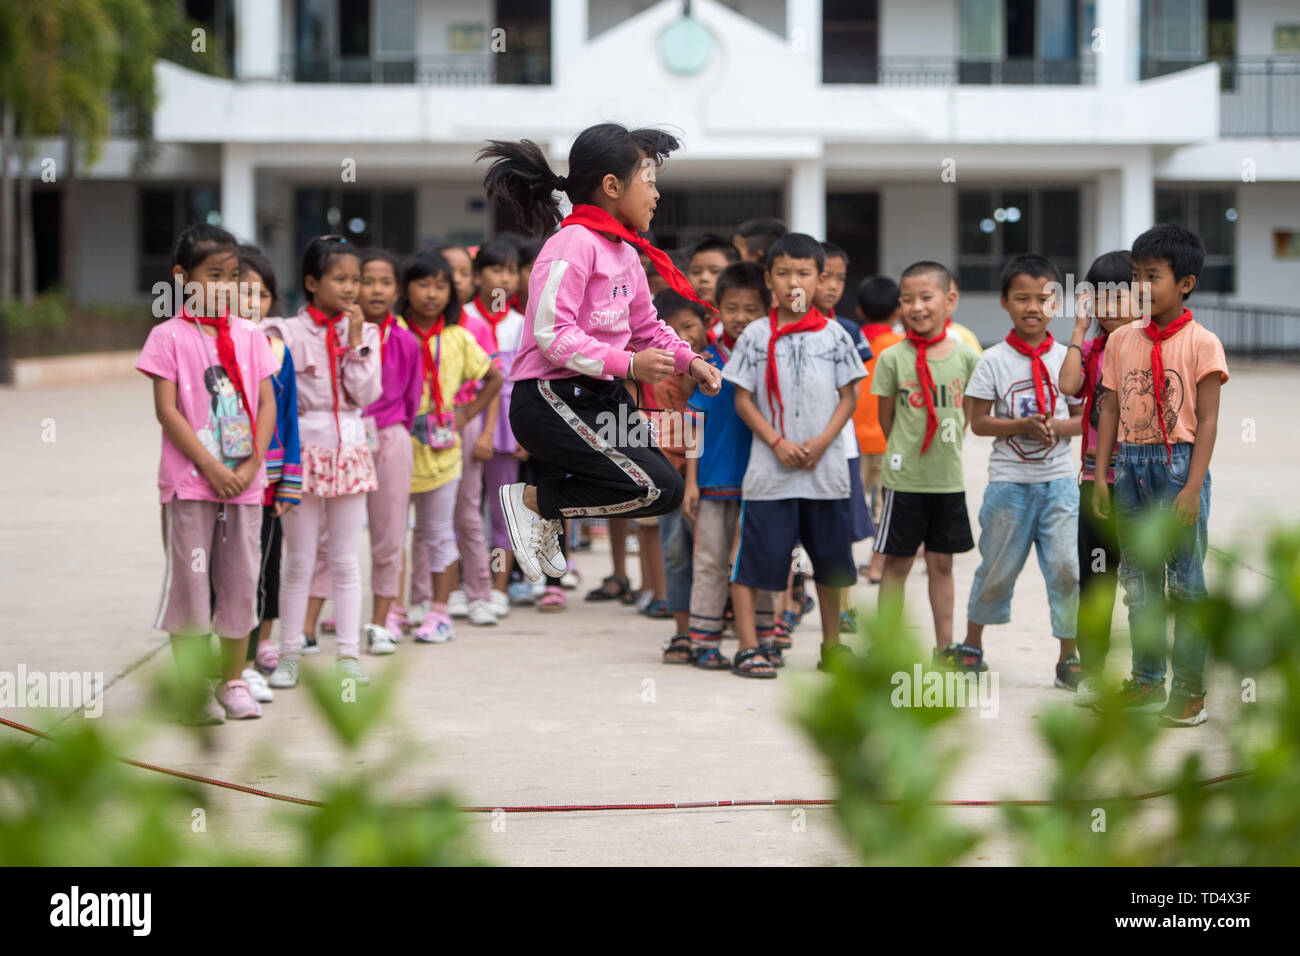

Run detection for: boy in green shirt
[[871, 261, 980, 667]]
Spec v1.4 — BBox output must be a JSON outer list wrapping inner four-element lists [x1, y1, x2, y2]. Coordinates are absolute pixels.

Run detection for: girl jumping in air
[[478, 123, 722, 582]]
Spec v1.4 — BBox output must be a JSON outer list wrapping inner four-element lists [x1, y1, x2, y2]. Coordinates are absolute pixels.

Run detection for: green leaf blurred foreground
[[0, 653, 487, 866], [798, 514, 1300, 865]]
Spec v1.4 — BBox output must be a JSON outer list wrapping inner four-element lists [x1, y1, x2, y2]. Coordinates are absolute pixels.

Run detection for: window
[[137, 186, 221, 293], [959, 0, 1089, 84], [1154, 188, 1236, 293], [957, 187, 1080, 291], [634, 187, 784, 251], [822, 0, 879, 84], [827, 192, 880, 305], [185, 0, 235, 76]]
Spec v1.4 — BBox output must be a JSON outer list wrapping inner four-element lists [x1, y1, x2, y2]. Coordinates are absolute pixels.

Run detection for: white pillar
[[220, 144, 256, 243], [1095, 0, 1139, 88], [235, 0, 281, 79], [787, 0, 822, 77], [551, 0, 588, 89], [788, 159, 826, 238], [1096, 151, 1154, 254]]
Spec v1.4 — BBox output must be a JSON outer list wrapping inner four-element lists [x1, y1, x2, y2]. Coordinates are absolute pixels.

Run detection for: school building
[[28, 0, 1300, 348]]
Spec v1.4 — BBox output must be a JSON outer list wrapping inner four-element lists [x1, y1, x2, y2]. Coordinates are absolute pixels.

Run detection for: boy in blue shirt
[[672, 262, 775, 670]]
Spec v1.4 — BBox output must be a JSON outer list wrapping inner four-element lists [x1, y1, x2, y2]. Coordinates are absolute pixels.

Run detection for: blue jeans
[[658, 506, 694, 615], [967, 477, 1080, 639], [1113, 442, 1211, 694]]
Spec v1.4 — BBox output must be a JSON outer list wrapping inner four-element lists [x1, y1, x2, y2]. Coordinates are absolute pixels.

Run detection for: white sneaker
[[1075, 676, 1104, 707], [406, 601, 430, 627], [467, 600, 498, 626], [267, 658, 300, 689], [531, 580, 546, 600], [538, 519, 567, 579], [365, 623, 398, 655], [560, 568, 580, 590], [499, 482, 546, 583], [336, 658, 371, 686], [241, 668, 275, 703], [448, 590, 470, 619], [487, 589, 510, 618]]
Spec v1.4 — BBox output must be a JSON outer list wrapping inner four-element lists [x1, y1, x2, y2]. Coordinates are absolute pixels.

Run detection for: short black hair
[[516, 238, 543, 269], [653, 288, 709, 324], [736, 217, 788, 260], [472, 238, 519, 272], [688, 233, 740, 264], [856, 275, 900, 321], [1085, 250, 1133, 288], [1131, 223, 1204, 299], [360, 247, 400, 281], [765, 232, 824, 272], [715, 261, 771, 311], [173, 223, 238, 272], [820, 241, 849, 269], [300, 234, 361, 298], [900, 260, 953, 292], [237, 243, 278, 312], [999, 253, 1063, 297]]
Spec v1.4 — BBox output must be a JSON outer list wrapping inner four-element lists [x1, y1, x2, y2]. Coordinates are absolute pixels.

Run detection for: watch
[[355, 345, 371, 357]]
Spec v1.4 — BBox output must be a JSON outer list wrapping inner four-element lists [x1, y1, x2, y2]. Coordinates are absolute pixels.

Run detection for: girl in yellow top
[[402, 251, 503, 643]]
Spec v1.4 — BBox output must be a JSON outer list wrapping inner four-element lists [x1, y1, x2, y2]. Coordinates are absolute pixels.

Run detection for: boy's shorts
[[732, 498, 856, 592], [847, 458, 874, 542], [874, 488, 974, 556]]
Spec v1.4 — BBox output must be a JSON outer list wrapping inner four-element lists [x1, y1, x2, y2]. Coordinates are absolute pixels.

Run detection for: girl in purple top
[[479, 122, 723, 583]]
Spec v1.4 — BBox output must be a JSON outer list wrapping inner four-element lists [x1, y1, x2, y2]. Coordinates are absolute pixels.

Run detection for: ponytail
[[479, 122, 681, 237]]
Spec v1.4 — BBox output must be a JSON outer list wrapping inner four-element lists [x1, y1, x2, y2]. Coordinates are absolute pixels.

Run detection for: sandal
[[760, 645, 785, 669], [662, 634, 694, 664], [643, 598, 672, 619], [731, 646, 776, 679], [693, 646, 731, 670], [538, 586, 567, 612], [585, 574, 631, 603]]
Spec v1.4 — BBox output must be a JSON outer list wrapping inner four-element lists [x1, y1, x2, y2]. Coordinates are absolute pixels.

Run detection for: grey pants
[[689, 498, 775, 644]]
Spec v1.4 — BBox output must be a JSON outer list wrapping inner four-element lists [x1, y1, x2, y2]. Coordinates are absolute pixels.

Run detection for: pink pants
[[454, 411, 492, 601], [484, 451, 520, 553], [279, 492, 366, 659], [154, 498, 260, 638], [409, 478, 460, 607]]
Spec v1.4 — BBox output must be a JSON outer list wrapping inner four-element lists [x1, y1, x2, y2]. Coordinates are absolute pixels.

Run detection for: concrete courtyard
[[2, 360, 1296, 866]]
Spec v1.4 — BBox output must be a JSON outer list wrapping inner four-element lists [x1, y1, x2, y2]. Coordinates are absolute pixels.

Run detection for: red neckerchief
[[181, 308, 259, 455], [306, 304, 352, 445], [560, 204, 717, 314], [472, 295, 509, 351], [507, 294, 522, 312], [376, 312, 397, 364], [766, 307, 828, 436], [410, 316, 447, 420], [1142, 308, 1194, 462], [862, 322, 893, 341], [1004, 331, 1057, 419], [1081, 331, 1108, 467], [714, 332, 737, 364], [905, 328, 947, 454]]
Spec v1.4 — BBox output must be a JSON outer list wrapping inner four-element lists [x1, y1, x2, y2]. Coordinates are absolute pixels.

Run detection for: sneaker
[[507, 581, 535, 606], [414, 616, 455, 644], [1054, 654, 1083, 691], [487, 589, 510, 618], [406, 601, 431, 628], [467, 600, 499, 626], [365, 623, 398, 655], [216, 679, 262, 719], [448, 590, 469, 619], [1093, 677, 1167, 715], [1159, 690, 1207, 727], [560, 567, 580, 590], [181, 686, 225, 726], [950, 643, 988, 673], [383, 609, 405, 641], [301, 632, 320, 656], [267, 658, 300, 689], [336, 657, 371, 687], [241, 668, 275, 703], [531, 580, 546, 600], [254, 640, 280, 676], [499, 482, 547, 583], [538, 520, 567, 580], [1074, 676, 1105, 707], [538, 585, 566, 611]]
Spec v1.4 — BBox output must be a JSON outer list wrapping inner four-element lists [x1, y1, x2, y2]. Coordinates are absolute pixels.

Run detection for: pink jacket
[[510, 225, 697, 382]]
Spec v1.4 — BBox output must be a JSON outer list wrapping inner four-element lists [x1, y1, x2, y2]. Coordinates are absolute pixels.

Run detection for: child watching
[[962, 254, 1084, 683], [724, 233, 867, 676], [1057, 250, 1136, 707], [1093, 223, 1228, 727], [732, 218, 788, 265], [870, 261, 979, 665], [854, 275, 904, 584], [685, 234, 739, 307], [681, 262, 776, 670]]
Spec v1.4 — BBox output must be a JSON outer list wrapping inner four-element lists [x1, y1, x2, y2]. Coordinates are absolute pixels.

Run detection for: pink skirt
[[302, 443, 378, 497]]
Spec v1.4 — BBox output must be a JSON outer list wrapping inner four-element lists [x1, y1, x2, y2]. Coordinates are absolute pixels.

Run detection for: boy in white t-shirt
[[961, 254, 1084, 685]]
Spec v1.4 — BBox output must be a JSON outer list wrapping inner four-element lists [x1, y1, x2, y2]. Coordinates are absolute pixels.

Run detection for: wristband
[[1066, 343, 1083, 355], [628, 353, 635, 381], [768, 434, 782, 450]]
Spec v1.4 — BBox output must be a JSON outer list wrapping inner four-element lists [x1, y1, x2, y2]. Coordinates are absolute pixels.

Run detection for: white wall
[[1236, 0, 1300, 56], [1234, 182, 1300, 304], [880, 0, 957, 57], [76, 182, 139, 302]]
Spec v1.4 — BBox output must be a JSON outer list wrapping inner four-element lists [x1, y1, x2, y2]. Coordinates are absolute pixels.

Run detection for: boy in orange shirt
[[854, 275, 904, 584]]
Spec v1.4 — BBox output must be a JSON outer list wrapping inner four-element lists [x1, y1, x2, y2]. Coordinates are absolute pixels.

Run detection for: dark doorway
[[826, 191, 879, 317]]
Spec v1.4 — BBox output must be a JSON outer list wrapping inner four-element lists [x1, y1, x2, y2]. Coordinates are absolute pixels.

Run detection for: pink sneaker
[[255, 640, 280, 676], [413, 614, 455, 644], [538, 585, 567, 612], [384, 609, 405, 641], [216, 679, 262, 719]]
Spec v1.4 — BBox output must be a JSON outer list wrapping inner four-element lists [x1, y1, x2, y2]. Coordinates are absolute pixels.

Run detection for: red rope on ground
[[0, 715, 1253, 813]]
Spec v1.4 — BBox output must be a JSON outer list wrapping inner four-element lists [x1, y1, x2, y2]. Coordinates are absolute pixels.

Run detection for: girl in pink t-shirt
[[263, 236, 382, 691], [478, 123, 723, 583]]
